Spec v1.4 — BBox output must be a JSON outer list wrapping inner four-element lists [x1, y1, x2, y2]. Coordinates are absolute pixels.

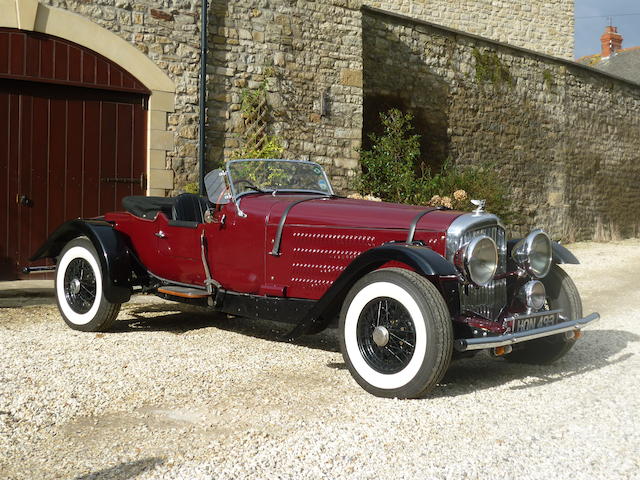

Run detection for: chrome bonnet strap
[[270, 196, 330, 257], [406, 208, 439, 244]]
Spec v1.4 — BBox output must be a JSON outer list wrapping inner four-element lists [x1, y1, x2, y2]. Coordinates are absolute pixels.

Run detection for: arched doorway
[[0, 28, 149, 278]]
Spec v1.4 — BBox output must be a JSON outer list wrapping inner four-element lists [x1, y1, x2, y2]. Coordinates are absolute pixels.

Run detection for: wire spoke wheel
[[339, 268, 452, 399], [357, 297, 416, 374], [55, 237, 121, 331], [63, 258, 97, 314]]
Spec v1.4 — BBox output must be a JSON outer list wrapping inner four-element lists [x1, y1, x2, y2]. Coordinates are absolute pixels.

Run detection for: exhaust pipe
[[22, 266, 56, 275]]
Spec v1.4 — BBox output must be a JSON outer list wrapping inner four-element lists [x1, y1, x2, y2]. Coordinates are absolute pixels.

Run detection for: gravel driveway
[[1, 240, 638, 480]]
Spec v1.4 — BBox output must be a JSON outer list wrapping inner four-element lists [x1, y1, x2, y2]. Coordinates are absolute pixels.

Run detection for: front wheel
[[339, 268, 452, 399], [506, 265, 583, 364], [55, 237, 121, 332]]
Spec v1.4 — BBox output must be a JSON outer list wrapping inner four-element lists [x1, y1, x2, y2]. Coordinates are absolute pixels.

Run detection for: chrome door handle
[[155, 230, 166, 238]]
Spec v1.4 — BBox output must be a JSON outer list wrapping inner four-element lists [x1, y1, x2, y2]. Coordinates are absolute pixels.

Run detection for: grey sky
[[575, 0, 640, 58]]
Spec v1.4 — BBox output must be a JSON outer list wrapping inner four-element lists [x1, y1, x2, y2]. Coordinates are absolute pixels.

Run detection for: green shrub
[[356, 108, 513, 222], [357, 109, 423, 204], [182, 182, 199, 194], [424, 160, 513, 223], [230, 135, 284, 160]]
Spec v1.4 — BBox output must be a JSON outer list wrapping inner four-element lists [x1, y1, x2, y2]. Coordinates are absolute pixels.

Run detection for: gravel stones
[[1, 240, 639, 479]]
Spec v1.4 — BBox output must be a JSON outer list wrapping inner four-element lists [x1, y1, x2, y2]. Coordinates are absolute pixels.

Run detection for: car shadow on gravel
[[432, 329, 638, 398], [111, 305, 636, 397], [72, 457, 164, 480], [112, 304, 340, 353], [112, 304, 224, 335]]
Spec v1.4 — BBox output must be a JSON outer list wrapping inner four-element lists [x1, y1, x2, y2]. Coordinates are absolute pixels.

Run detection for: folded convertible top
[[121, 196, 175, 220]]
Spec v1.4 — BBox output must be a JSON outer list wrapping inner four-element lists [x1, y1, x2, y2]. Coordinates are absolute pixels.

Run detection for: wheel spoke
[[389, 332, 414, 348], [63, 258, 97, 314], [357, 296, 416, 374], [384, 346, 403, 363], [80, 283, 95, 298]]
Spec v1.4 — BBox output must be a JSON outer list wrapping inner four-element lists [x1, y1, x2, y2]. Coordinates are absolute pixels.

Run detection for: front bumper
[[454, 312, 600, 352]]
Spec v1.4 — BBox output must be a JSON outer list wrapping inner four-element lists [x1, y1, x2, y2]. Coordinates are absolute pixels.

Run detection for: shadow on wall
[[361, 9, 640, 241], [207, 0, 232, 169], [362, 18, 450, 174]]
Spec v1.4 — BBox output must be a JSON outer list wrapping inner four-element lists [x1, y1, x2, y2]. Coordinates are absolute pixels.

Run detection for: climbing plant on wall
[[231, 80, 284, 160]]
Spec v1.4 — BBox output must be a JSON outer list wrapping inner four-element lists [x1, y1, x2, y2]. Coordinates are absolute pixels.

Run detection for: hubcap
[[63, 258, 97, 314], [357, 297, 416, 374], [372, 326, 390, 347], [70, 278, 81, 295]]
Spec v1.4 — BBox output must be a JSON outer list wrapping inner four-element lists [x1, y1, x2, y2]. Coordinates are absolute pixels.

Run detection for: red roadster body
[[27, 159, 599, 398], [108, 195, 456, 298]]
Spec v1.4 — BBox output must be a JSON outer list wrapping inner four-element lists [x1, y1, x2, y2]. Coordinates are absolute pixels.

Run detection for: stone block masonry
[[363, 7, 640, 241], [35, 0, 633, 241], [370, 0, 575, 59], [207, 0, 363, 193]]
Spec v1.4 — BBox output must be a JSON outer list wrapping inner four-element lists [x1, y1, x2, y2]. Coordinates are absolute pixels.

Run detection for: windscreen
[[227, 159, 333, 197]]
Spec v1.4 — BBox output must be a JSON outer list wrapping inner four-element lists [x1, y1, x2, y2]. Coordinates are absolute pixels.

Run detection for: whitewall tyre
[[339, 268, 452, 399], [55, 237, 121, 332]]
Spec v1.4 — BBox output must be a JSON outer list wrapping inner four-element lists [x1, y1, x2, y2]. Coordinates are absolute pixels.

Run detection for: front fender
[[30, 219, 132, 303], [507, 239, 579, 265], [285, 244, 456, 340]]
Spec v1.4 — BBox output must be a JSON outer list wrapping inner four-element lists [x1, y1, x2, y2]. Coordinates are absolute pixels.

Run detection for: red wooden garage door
[[0, 28, 150, 279]]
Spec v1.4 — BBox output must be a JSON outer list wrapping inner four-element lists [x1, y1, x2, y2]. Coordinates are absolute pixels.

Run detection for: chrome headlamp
[[454, 235, 498, 287], [519, 280, 546, 310], [512, 229, 552, 278]]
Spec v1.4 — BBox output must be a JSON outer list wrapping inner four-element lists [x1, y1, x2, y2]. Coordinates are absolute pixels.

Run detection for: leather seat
[[171, 193, 209, 223]]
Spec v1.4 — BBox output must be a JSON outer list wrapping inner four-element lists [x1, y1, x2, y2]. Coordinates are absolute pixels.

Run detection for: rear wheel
[[506, 265, 582, 364], [55, 237, 121, 332], [339, 268, 452, 398]]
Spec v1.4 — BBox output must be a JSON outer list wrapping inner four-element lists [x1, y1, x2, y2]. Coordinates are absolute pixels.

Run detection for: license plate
[[513, 311, 560, 332]]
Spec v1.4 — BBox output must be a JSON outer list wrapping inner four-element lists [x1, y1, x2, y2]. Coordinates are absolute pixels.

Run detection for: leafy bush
[[356, 109, 513, 222], [230, 135, 284, 160], [182, 182, 200, 194], [357, 109, 422, 204], [425, 160, 513, 222]]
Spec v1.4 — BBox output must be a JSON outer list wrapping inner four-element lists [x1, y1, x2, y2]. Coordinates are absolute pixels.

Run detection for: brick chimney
[[601, 26, 623, 57]]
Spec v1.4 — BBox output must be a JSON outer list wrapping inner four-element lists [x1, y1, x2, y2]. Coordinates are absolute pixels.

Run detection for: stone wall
[[363, 8, 640, 241], [40, 0, 574, 194], [370, 0, 574, 59], [41, 0, 363, 193], [207, 0, 362, 193]]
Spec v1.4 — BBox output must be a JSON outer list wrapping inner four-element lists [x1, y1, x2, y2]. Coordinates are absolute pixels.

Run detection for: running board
[[157, 286, 210, 299]]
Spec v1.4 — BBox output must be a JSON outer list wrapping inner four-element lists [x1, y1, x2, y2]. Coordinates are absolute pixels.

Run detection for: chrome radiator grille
[[447, 216, 507, 320]]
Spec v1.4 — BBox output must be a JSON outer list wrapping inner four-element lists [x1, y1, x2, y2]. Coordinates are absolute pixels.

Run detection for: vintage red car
[[27, 159, 599, 398]]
